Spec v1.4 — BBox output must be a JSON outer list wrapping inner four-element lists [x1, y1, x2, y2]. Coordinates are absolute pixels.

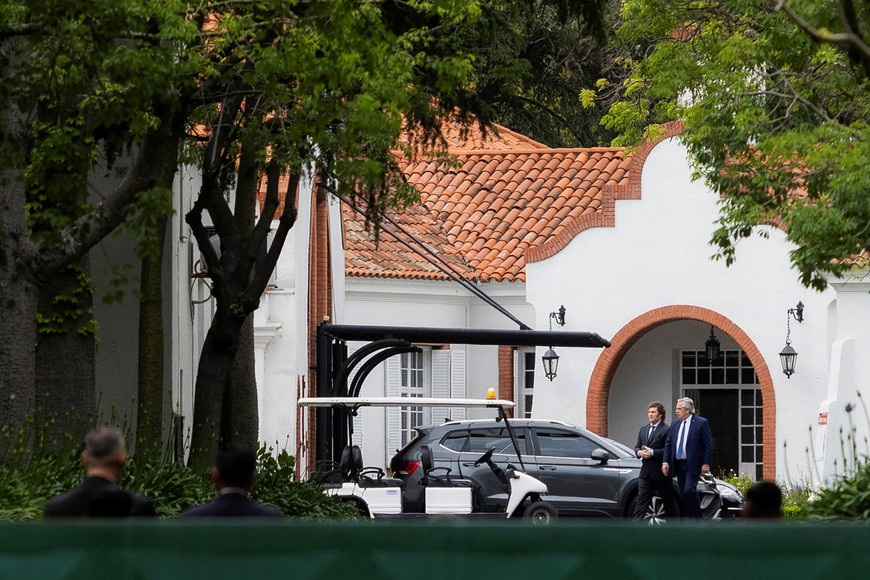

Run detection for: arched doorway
[[587, 305, 776, 481]]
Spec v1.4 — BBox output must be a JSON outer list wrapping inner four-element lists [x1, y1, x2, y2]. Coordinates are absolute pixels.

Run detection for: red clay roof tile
[[344, 122, 630, 283]]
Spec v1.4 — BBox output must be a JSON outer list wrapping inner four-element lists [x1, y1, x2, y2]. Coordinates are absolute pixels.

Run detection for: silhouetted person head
[[212, 443, 259, 491], [182, 442, 282, 518], [743, 480, 783, 519], [82, 426, 128, 482]]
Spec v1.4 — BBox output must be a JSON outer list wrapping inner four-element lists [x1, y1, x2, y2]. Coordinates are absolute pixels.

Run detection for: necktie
[[648, 424, 656, 441], [676, 420, 688, 460]]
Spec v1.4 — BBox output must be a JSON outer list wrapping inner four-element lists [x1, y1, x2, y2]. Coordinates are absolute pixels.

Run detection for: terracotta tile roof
[[343, 199, 476, 281], [399, 149, 629, 282], [345, 122, 630, 283]]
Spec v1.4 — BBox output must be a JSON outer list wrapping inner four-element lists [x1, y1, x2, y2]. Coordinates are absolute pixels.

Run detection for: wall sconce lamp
[[542, 306, 566, 381], [779, 302, 804, 379], [550, 305, 566, 328], [705, 326, 721, 364]]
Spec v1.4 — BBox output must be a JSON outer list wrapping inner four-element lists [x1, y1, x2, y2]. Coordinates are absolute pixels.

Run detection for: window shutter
[[431, 350, 451, 425], [450, 348, 466, 421], [385, 355, 401, 462]]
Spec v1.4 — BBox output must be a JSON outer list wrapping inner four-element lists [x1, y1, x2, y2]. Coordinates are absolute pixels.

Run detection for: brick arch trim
[[587, 305, 776, 481]]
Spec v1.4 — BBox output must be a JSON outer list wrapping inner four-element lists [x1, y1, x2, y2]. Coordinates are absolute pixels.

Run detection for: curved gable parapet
[[526, 121, 686, 264], [627, 120, 686, 187], [525, 193, 617, 263]]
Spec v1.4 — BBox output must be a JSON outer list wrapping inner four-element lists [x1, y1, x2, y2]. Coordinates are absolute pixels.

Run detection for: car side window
[[440, 430, 469, 452], [466, 427, 527, 455], [534, 429, 600, 459]]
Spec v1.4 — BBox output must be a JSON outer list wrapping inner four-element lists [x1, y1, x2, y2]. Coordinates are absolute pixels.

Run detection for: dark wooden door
[[695, 389, 739, 476]]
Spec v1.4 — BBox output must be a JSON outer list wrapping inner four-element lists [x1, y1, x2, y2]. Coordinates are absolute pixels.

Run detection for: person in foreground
[[742, 480, 783, 519], [182, 443, 283, 518], [44, 426, 156, 518], [633, 401, 676, 521], [662, 397, 713, 519]]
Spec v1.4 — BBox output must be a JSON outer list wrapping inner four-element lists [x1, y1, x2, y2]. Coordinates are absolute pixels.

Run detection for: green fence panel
[[1, 520, 867, 580]]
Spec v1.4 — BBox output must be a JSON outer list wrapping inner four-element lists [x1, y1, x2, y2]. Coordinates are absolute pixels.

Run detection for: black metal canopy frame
[[313, 323, 611, 465]]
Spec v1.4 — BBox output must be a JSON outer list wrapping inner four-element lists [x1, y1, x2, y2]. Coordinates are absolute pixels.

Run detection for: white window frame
[[385, 346, 465, 465], [515, 348, 536, 418], [398, 350, 429, 448]]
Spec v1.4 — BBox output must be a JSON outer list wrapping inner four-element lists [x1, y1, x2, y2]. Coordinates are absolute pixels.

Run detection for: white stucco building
[[141, 120, 869, 486]]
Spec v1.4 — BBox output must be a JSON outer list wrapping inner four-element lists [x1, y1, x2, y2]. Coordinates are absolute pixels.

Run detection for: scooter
[[639, 473, 734, 524]]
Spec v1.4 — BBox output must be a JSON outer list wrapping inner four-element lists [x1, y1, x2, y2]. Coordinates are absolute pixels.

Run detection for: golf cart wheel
[[341, 498, 370, 518], [523, 501, 557, 524]]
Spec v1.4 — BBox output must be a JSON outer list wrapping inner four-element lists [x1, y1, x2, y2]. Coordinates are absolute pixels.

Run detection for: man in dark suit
[[44, 426, 156, 518], [663, 397, 714, 518], [633, 401, 676, 521], [182, 443, 283, 518]]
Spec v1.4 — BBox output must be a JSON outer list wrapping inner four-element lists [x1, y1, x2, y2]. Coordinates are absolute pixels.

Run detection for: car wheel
[[523, 501, 557, 524], [642, 496, 668, 526]]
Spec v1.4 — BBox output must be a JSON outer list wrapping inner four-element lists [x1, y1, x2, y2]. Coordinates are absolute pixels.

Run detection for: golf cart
[[298, 396, 557, 523]]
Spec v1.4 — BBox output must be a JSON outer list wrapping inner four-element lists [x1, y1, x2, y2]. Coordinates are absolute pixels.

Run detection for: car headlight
[[717, 484, 742, 503]]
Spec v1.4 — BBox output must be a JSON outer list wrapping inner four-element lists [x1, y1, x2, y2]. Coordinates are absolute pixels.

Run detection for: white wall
[[813, 274, 870, 484], [254, 167, 315, 454]]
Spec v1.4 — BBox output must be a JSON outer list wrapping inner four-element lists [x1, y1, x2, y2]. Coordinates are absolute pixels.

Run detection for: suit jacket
[[664, 414, 714, 477], [181, 490, 283, 518], [634, 421, 670, 480], [44, 476, 157, 518]]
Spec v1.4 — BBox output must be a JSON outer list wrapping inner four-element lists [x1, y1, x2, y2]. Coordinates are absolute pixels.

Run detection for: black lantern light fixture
[[542, 347, 559, 381], [704, 326, 721, 364], [542, 306, 566, 381], [779, 301, 804, 379]]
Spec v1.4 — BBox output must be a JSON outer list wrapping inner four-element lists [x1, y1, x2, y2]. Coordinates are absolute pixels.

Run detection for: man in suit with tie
[[633, 401, 676, 521], [182, 443, 283, 518], [663, 397, 714, 518], [44, 426, 156, 518]]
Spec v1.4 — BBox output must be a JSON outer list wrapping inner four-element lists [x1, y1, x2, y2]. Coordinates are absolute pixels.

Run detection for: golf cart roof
[[298, 397, 515, 408]]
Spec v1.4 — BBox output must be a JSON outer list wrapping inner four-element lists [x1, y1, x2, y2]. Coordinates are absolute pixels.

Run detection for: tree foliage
[[458, 0, 616, 147], [3, 0, 610, 461], [601, 0, 870, 289], [179, 0, 608, 468], [1, 0, 184, 432]]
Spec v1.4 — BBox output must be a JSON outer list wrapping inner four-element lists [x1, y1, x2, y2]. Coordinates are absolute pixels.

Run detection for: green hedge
[[0, 432, 355, 520]]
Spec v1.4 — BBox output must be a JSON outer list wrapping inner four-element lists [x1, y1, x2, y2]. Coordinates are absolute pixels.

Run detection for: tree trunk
[[222, 141, 260, 449], [187, 310, 244, 472], [136, 214, 168, 458], [225, 314, 258, 448], [34, 261, 96, 446], [0, 79, 37, 436], [0, 270, 38, 436]]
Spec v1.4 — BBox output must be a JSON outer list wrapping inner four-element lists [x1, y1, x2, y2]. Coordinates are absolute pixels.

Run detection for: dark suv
[[390, 418, 743, 520]]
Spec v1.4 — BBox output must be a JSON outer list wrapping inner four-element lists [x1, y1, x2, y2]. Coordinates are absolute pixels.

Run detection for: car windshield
[[602, 437, 635, 459]]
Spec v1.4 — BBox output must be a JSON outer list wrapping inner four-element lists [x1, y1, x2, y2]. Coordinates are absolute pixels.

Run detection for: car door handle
[[462, 462, 478, 467], [538, 465, 557, 471]]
